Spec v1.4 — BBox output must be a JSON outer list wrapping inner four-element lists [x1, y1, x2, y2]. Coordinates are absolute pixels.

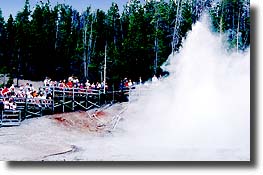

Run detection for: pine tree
[[15, 0, 31, 79], [210, 0, 250, 52], [5, 15, 16, 76], [0, 9, 7, 74], [0, 0, 249, 83], [106, 3, 122, 84]]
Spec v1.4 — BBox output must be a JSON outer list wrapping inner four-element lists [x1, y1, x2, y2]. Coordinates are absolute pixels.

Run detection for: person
[[24, 83, 30, 93], [38, 92, 46, 99], [2, 86, 9, 96], [58, 80, 64, 89], [68, 75, 74, 82], [9, 100, 16, 110], [32, 90, 38, 98], [66, 80, 73, 88], [123, 78, 128, 87], [85, 80, 91, 88], [91, 83, 96, 89], [152, 75, 158, 83], [79, 83, 84, 89], [4, 98, 9, 109], [128, 79, 133, 87], [44, 77, 49, 86], [10, 86, 16, 98], [72, 77, 79, 86], [96, 82, 101, 89]]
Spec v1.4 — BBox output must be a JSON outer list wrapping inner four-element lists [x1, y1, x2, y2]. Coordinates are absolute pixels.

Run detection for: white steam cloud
[[24, 16, 250, 161], [113, 16, 250, 161]]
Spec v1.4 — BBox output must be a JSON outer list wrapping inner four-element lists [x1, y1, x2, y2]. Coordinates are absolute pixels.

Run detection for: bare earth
[[0, 103, 128, 161]]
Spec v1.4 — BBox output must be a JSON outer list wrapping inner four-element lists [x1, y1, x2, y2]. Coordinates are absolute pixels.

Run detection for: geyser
[[117, 15, 250, 160]]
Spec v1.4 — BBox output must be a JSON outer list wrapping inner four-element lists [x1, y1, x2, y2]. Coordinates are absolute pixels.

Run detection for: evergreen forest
[[0, 0, 250, 86]]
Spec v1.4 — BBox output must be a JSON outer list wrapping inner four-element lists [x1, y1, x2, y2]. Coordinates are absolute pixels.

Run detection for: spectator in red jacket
[[66, 81, 73, 88]]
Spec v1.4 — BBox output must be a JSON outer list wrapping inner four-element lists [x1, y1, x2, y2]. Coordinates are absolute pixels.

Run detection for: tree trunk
[[83, 26, 87, 79], [237, 8, 240, 54], [154, 19, 159, 74], [172, 0, 182, 55], [87, 17, 93, 79], [104, 44, 107, 94]]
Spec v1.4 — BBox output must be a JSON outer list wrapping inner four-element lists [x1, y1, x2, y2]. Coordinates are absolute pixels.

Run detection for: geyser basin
[[0, 16, 250, 161]]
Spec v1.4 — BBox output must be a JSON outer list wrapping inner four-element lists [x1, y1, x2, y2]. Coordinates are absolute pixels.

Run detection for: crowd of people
[[119, 77, 135, 90], [0, 74, 161, 111], [44, 76, 109, 91], [0, 75, 112, 111], [0, 82, 51, 110], [0, 76, 108, 110]]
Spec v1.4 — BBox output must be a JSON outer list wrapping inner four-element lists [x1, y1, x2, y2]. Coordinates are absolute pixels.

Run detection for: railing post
[[99, 89, 101, 106], [112, 85, 114, 104], [0, 110, 3, 126], [19, 110, 21, 123], [52, 87, 55, 113], [62, 87, 65, 113], [40, 99, 43, 117], [85, 88, 88, 109], [104, 89, 106, 105], [72, 87, 75, 111], [25, 95, 28, 118], [139, 83, 141, 97], [129, 87, 131, 104]]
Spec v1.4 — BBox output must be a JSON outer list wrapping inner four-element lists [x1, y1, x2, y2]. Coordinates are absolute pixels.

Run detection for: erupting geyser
[[116, 15, 250, 161]]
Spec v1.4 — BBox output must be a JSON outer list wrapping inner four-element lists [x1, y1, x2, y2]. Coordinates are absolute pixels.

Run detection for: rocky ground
[[0, 102, 128, 161]]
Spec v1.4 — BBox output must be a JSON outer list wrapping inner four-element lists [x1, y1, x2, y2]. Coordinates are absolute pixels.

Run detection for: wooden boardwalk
[[0, 110, 21, 127], [0, 87, 131, 127]]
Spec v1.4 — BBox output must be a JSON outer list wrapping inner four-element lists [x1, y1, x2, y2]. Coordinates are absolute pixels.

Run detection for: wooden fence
[[0, 86, 131, 127]]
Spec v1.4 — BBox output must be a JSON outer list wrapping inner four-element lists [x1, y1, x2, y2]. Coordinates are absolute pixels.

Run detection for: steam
[[116, 16, 250, 160], [23, 16, 249, 161]]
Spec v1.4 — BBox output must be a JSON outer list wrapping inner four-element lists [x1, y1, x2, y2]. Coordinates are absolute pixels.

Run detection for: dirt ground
[[0, 102, 128, 161], [49, 104, 122, 133]]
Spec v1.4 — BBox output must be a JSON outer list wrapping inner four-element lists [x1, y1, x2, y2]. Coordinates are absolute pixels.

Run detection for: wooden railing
[[0, 86, 132, 127], [0, 110, 21, 127]]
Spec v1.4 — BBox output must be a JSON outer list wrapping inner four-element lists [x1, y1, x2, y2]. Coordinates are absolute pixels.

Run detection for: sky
[[0, 0, 129, 20]]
